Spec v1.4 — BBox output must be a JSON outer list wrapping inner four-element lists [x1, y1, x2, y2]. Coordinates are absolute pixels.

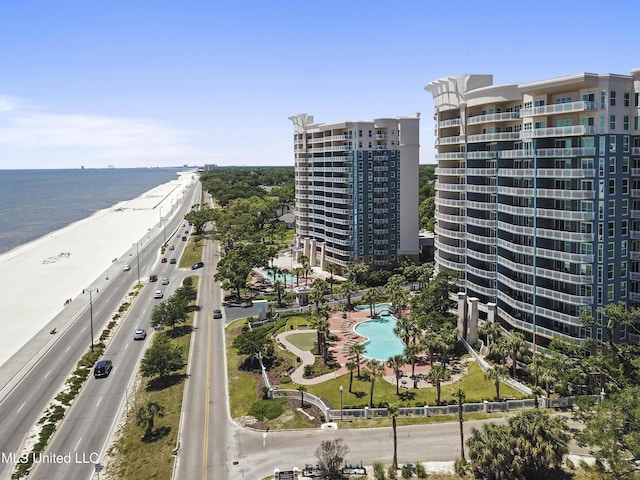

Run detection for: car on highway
[[154, 290, 163, 299], [133, 328, 147, 340], [123, 264, 130, 271], [149, 274, 158, 282], [94, 359, 113, 378], [213, 309, 223, 319], [181, 236, 187, 241], [170, 258, 177, 264], [169, 245, 175, 250], [161, 277, 170, 285], [161, 257, 168, 263], [191, 261, 204, 270]]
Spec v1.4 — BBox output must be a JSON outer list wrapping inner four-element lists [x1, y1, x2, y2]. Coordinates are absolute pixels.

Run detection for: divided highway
[[0, 182, 200, 480]]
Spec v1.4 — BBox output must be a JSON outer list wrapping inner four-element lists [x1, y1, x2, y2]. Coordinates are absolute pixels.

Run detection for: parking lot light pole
[[339, 385, 343, 422], [83, 288, 98, 352]]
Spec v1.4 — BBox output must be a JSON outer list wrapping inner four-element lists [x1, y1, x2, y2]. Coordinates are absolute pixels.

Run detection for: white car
[[161, 277, 170, 285], [154, 290, 163, 299], [133, 328, 146, 340], [123, 264, 130, 271]]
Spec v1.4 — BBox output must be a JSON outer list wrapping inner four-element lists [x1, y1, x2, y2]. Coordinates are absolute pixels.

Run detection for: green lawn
[[286, 332, 316, 351]]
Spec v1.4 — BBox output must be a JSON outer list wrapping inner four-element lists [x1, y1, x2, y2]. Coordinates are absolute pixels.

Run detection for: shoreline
[[0, 170, 198, 368]]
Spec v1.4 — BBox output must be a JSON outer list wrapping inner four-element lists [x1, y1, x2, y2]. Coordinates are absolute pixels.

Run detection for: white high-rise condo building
[[289, 114, 420, 275], [426, 70, 640, 349]]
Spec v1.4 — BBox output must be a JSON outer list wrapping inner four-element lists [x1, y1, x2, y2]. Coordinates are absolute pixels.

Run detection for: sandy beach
[[0, 170, 198, 368]]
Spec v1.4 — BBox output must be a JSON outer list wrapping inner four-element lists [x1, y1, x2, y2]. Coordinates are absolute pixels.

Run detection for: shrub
[[401, 464, 413, 478], [373, 462, 386, 480], [415, 462, 427, 478], [280, 376, 291, 384], [248, 398, 286, 420], [387, 464, 398, 479]]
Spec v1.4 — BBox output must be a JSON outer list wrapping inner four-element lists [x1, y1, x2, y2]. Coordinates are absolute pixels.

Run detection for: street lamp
[[339, 385, 343, 422], [83, 288, 98, 352]]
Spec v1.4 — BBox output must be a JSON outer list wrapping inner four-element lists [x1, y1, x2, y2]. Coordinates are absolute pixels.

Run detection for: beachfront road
[[0, 182, 201, 480]]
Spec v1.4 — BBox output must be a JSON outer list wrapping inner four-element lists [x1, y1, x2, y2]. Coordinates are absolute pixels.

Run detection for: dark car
[[181, 236, 187, 241], [94, 360, 113, 378], [161, 257, 167, 263], [191, 261, 204, 270], [213, 309, 223, 319], [149, 274, 158, 282], [170, 258, 177, 264]]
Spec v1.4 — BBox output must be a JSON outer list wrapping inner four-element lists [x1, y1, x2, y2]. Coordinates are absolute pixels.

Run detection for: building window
[[636, 93, 640, 107], [609, 158, 616, 174], [610, 115, 616, 130], [608, 242, 614, 258], [621, 282, 627, 298], [598, 244, 603, 262], [622, 199, 629, 215], [608, 220, 615, 236], [608, 264, 614, 279], [610, 91, 616, 106], [607, 285, 614, 301], [610, 137, 617, 153], [623, 178, 629, 194], [623, 138, 630, 153], [622, 262, 627, 277], [600, 116, 605, 133], [621, 240, 628, 256], [598, 287, 603, 304], [624, 116, 630, 130], [609, 179, 615, 195], [601, 91, 606, 109], [624, 92, 630, 106], [635, 116, 640, 130]]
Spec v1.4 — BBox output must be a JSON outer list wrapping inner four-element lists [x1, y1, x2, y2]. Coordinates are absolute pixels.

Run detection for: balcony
[[436, 135, 465, 145], [467, 168, 497, 176], [536, 147, 596, 157], [498, 150, 534, 159], [467, 132, 521, 143], [466, 151, 497, 159], [522, 125, 597, 139], [435, 167, 466, 176], [434, 251, 466, 271], [435, 152, 466, 160], [435, 181, 466, 192], [535, 168, 595, 178], [435, 226, 466, 238], [521, 101, 596, 117], [466, 184, 497, 193], [633, 147, 640, 155], [439, 118, 461, 128], [467, 112, 521, 125]]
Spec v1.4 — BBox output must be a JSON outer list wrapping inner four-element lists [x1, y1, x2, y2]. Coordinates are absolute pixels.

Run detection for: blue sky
[[0, 0, 639, 169]]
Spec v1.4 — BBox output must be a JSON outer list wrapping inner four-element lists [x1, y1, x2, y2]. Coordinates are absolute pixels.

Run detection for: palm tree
[[297, 385, 308, 408], [506, 332, 528, 378], [427, 364, 450, 405], [293, 266, 304, 285], [388, 403, 400, 469], [327, 263, 336, 298], [386, 354, 405, 396], [345, 361, 357, 392], [362, 288, 382, 318], [273, 279, 284, 306], [310, 312, 329, 360], [451, 387, 466, 462], [365, 359, 384, 407], [394, 315, 417, 346], [485, 365, 508, 401], [338, 279, 357, 310], [478, 320, 502, 355], [348, 343, 366, 378], [136, 400, 165, 439], [403, 343, 422, 385]]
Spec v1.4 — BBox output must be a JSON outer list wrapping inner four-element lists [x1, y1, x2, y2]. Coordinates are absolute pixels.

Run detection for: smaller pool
[[259, 269, 297, 284], [355, 313, 405, 361], [356, 303, 392, 314]]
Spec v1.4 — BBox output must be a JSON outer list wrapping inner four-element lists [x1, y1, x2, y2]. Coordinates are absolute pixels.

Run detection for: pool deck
[[277, 308, 469, 388]]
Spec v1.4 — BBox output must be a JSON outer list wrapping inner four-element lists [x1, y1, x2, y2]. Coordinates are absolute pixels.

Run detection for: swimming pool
[[355, 312, 405, 361], [259, 268, 298, 284]]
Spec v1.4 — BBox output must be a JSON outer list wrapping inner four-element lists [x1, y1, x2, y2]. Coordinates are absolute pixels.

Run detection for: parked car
[[169, 245, 175, 250], [181, 236, 187, 241], [191, 261, 204, 270], [170, 258, 177, 264], [133, 328, 147, 340], [161, 277, 170, 285], [149, 274, 158, 282], [123, 264, 130, 271], [94, 360, 113, 378], [154, 290, 163, 299], [161, 257, 167, 263], [213, 309, 223, 319]]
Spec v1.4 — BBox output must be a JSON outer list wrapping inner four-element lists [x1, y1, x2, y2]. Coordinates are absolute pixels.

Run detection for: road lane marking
[[96, 397, 102, 408], [64, 346, 71, 353], [73, 437, 82, 452], [17, 402, 25, 413], [44, 369, 51, 379], [203, 314, 212, 480]]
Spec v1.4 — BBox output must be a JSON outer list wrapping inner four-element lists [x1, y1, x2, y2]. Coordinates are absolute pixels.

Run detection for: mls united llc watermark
[[1, 452, 100, 464]]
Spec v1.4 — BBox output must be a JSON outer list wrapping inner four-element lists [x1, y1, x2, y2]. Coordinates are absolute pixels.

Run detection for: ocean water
[[0, 168, 185, 255]]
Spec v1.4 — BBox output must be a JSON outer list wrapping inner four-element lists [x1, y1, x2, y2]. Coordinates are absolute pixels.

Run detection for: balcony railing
[[467, 112, 521, 124], [521, 101, 596, 117], [522, 125, 597, 138], [467, 132, 521, 143]]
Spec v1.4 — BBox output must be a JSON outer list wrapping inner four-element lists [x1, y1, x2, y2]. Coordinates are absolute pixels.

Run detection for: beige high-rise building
[[289, 114, 420, 275], [426, 70, 640, 349]]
